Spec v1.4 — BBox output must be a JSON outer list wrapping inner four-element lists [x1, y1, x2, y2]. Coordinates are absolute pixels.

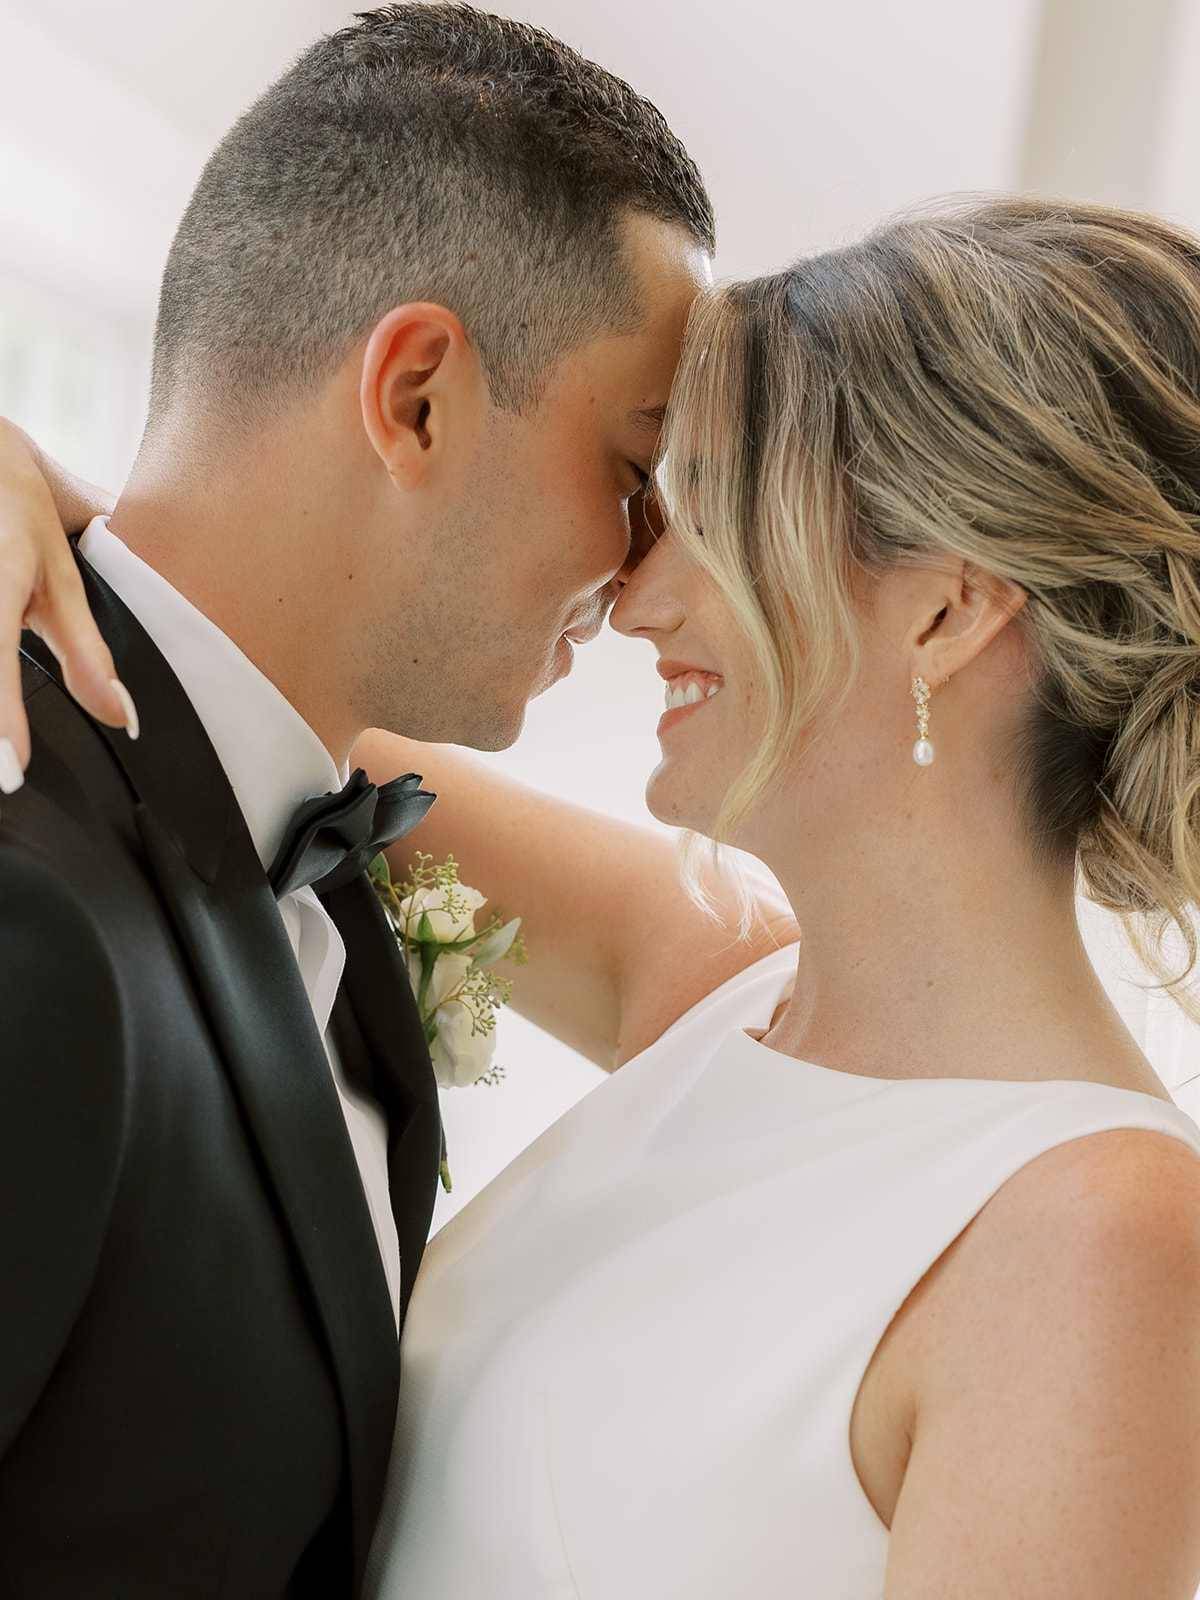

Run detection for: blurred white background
[[2, 0, 1196, 1222]]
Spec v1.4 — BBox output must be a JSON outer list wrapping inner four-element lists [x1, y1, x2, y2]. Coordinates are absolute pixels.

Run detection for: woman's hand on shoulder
[[879, 1127, 1200, 1599], [0, 419, 125, 787]]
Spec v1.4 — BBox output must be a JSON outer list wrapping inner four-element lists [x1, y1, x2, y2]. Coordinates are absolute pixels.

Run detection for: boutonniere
[[370, 851, 526, 1185]]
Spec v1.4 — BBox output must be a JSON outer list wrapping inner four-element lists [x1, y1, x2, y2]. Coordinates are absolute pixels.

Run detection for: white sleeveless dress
[[365, 945, 1200, 1600]]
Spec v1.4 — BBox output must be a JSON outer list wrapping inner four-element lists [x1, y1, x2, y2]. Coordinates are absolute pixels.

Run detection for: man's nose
[[565, 604, 608, 646]]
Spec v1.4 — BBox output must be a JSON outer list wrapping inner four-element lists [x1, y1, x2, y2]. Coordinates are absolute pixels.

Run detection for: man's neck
[[109, 465, 359, 771]]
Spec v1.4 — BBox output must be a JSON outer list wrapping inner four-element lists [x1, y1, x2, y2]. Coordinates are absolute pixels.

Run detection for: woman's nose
[[609, 528, 688, 639]]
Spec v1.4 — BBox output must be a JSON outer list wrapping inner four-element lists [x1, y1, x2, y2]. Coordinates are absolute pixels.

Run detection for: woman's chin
[[644, 761, 716, 833]]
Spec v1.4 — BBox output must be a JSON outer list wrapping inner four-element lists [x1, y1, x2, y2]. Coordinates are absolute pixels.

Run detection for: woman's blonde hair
[[662, 196, 1200, 1005]]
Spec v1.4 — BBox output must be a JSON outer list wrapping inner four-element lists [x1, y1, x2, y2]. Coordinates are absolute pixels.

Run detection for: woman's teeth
[[664, 677, 723, 712]]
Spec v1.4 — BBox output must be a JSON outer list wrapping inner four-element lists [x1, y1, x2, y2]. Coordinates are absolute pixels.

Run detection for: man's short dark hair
[[149, 3, 714, 423]]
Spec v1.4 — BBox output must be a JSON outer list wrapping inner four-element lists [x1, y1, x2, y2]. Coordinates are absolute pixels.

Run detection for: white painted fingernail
[[111, 679, 139, 741], [0, 737, 24, 795]]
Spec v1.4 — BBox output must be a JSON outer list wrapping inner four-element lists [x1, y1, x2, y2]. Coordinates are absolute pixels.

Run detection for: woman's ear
[[358, 303, 481, 489], [908, 560, 1027, 685]]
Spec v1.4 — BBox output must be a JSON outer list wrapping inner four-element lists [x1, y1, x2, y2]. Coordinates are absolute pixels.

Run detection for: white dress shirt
[[79, 517, 401, 1329]]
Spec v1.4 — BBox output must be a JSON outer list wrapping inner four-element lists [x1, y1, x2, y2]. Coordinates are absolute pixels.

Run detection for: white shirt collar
[[78, 516, 343, 871]]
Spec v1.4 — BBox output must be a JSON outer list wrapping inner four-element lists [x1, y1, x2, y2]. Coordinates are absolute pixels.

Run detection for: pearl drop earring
[[911, 677, 934, 766]]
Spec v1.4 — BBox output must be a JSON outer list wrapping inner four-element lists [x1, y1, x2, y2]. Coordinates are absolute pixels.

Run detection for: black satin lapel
[[21, 554, 400, 1585], [136, 808, 399, 1588], [322, 876, 442, 1320]]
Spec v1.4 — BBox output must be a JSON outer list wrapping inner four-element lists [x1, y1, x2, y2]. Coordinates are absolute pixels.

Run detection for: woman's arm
[[869, 1129, 1200, 1599], [0, 426, 799, 1058], [353, 728, 799, 1070], [0, 420, 131, 783]]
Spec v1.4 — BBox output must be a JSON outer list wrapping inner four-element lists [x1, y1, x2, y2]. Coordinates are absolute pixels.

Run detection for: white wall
[[511, 0, 1043, 278], [0, 5, 204, 480], [1153, 0, 1200, 223]]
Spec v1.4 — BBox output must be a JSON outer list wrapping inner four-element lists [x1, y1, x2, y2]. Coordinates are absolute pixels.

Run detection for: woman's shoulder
[[860, 1118, 1200, 1583], [978, 1119, 1200, 1280], [901, 1116, 1200, 1398], [901, 1076, 1200, 1290]]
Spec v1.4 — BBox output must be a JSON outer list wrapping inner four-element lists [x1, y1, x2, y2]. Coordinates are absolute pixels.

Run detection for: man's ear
[[907, 559, 1028, 685], [359, 303, 481, 489]]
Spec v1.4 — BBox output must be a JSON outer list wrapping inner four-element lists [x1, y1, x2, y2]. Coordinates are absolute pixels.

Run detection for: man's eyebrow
[[627, 403, 668, 432]]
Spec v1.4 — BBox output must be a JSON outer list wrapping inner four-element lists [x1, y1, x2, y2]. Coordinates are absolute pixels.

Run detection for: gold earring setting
[[911, 677, 934, 766]]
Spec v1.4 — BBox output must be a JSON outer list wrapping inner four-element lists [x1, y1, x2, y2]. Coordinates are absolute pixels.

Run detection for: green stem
[[416, 943, 438, 1021]]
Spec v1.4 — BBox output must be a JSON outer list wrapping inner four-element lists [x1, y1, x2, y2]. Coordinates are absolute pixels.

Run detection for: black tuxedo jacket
[[0, 563, 442, 1598]]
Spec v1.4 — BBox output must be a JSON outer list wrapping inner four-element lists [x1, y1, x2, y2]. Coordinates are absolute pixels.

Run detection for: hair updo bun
[[663, 196, 1200, 1009]]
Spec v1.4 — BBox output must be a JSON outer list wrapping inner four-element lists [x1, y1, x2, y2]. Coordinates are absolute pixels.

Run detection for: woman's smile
[[656, 658, 724, 732]]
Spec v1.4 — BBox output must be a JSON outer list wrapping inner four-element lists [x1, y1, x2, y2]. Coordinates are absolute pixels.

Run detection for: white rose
[[429, 996, 498, 1088], [408, 950, 472, 1011], [398, 882, 487, 943]]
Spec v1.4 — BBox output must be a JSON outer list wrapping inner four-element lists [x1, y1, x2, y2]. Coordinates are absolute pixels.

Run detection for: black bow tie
[[267, 768, 436, 900]]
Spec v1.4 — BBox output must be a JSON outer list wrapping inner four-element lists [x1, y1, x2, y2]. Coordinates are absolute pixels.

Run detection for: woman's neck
[[759, 807, 1165, 1097]]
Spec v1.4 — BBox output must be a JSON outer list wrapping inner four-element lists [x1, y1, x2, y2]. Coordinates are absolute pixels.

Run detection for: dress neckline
[[729, 1023, 1182, 1113]]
